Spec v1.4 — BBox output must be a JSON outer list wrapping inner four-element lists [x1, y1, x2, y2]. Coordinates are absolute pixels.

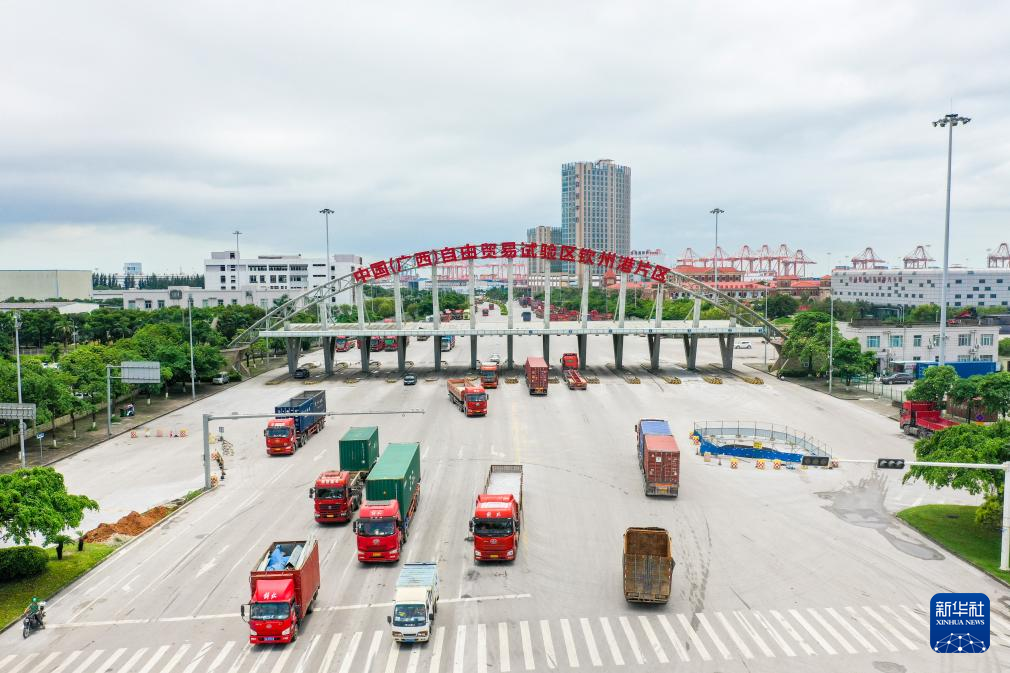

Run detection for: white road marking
[[4, 653, 34, 673], [135, 644, 171, 673], [269, 648, 294, 673], [579, 617, 603, 667], [205, 642, 236, 673], [806, 608, 855, 654], [715, 612, 752, 659], [733, 611, 774, 657], [50, 650, 82, 673], [790, 609, 838, 655], [987, 612, 1010, 646], [318, 634, 342, 673], [499, 621, 512, 672], [618, 616, 645, 665], [676, 614, 712, 661], [879, 605, 919, 639], [338, 631, 363, 673], [28, 654, 56, 673], [899, 604, 929, 628], [844, 607, 896, 652], [246, 650, 270, 673], [97, 648, 128, 671], [182, 642, 215, 673], [696, 613, 731, 660], [363, 630, 384, 673], [771, 610, 816, 655], [224, 644, 252, 673], [195, 544, 231, 578], [429, 627, 446, 673], [453, 624, 467, 673], [157, 643, 191, 673], [540, 619, 558, 669], [294, 635, 320, 673], [598, 617, 625, 666], [826, 608, 876, 653], [478, 624, 489, 672], [383, 639, 400, 673], [864, 606, 917, 650], [519, 620, 535, 670], [0, 655, 13, 670], [638, 615, 668, 663], [69, 650, 103, 673], [559, 618, 580, 668], [656, 615, 689, 662], [913, 497, 923, 506], [119, 647, 150, 673], [405, 645, 421, 673], [752, 611, 794, 657]]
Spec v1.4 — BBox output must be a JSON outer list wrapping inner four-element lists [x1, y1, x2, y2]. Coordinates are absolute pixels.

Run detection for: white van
[[388, 562, 439, 643]]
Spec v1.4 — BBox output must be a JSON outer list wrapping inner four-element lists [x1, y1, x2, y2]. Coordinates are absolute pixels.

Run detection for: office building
[[123, 262, 143, 275], [0, 270, 93, 301], [839, 321, 1000, 369], [832, 268, 1010, 308], [526, 226, 563, 276], [561, 159, 631, 276]]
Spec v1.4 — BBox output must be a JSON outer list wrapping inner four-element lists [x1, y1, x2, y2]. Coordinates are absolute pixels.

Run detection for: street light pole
[[188, 295, 196, 401], [232, 229, 242, 261], [763, 287, 768, 370], [320, 208, 334, 327], [14, 312, 26, 468], [710, 208, 724, 294], [827, 253, 834, 394], [933, 112, 970, 366]]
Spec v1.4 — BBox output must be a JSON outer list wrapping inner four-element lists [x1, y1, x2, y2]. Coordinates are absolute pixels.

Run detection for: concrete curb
[[0, 486, 214, 634]]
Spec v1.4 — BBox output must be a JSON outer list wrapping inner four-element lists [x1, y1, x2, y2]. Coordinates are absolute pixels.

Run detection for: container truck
[[560, 353, 579, 370], [309, 427, 379, 523], [384, 336, 398, 351], [525, 356, 548, 395], [482, 308, 489, 317], [242, 537, 320, 644], [623, 527, 673, 603], [369, 336, 385, 352], [914, 361, 997, 379], [356, 443, 421, 563], [900, 400, 960, 438], [447, 378, 488, 416], [334, 337, 355, 352], [470, 465, 523, 562], [479, 362, 499, 388], [635, 419, 679, 496], [440, 335, 456, 352], [388, 562, 440, 643], [264, 391, 326, 455]]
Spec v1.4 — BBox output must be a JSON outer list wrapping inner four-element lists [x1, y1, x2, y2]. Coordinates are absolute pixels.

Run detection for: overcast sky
[[2, 1, 1009, 275]]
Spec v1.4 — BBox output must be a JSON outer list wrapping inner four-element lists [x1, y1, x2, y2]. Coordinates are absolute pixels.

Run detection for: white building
[[123, 262, 143, 275], [0, 270, 93, 301], [832, 267, 1010, 308], [839, 321, 1001, 369]]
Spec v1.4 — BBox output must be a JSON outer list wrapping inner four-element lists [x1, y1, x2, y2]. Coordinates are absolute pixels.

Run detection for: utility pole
[[320, 208, 334, 327], [828, 252, 834, 394], [709, 208, 724, 294], [14, 312, 26, 468], [233, 230, 242, 261], [933, 112, 970, 366], [188, 295, 197, 400]]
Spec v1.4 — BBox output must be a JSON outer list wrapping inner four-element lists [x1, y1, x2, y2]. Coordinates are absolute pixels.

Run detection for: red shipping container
[[642, 435, 680, 497]]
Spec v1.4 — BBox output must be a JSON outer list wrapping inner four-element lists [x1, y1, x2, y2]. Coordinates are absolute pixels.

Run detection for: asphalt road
[[3, 305, 1007, 673]]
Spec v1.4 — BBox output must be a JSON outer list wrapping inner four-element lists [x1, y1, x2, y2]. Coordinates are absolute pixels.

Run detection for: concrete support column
[[356, 284, 366, 329], [358, 338, 370, 373], [649, 334, 661, 371], [393, 273, 403, 328], [507, 335, 514, 370], [322, 337, 335, 375], [577, 334, 587, 370], [613, 335, 624, 370], [544, 272, 551, 328], [285, 338, 301, 376], [431, 260, 440, 328], [692, 297, 702, 327], [470, 335, 478, 370], [719, 334, 735, 370], [397, 336, 407, 374], [433, 337, 442, 372], [654, 282, 664, 328], [467, 259, 476, 330], [618, 273, 627, 328], [580, 266, 590, 328], [507, 259, 514, 330], [542, 334, 550, 366], [683, 335, 699, 370]]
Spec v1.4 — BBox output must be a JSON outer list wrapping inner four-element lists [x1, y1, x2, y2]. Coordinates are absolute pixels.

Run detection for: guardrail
[[692, 420, 831, 460]]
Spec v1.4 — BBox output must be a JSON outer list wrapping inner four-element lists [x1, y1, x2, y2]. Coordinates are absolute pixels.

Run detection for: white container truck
[[387, 562, 439, 643]]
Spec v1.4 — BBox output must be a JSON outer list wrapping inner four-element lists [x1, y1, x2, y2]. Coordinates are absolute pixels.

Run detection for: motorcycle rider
[[23, 597, 44, 628]]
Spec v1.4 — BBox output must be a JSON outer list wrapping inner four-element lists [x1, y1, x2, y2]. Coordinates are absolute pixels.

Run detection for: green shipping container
[[365, 442, 421, 520], [340, 426, 380, 473]]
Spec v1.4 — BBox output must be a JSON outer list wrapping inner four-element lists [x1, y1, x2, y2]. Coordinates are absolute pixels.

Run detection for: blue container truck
[[264, 390, 327, 455], [914, 361, 998, 379]]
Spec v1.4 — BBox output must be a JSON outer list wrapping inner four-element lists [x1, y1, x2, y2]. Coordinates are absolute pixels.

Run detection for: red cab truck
[[334, 337, 355, 352], [470, 465, 523, 562], [310, 426, 380, 523], [479, 362, 499, 388], [242, 538, 320, 644], [900, 401, 960, 438], [355, 443, 421, 563], [560, 353, 579, 370], [635, 419, 680, 496], [525, 356, 548, 395], [447, 378, 488, 416], [264, 391, 326, 455]]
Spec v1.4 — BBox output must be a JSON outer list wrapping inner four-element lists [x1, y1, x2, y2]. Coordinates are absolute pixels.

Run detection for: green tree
[[907, 304, 941, 323], [781, 311, 831, 374], [998, 338, 1010, 357], [765, 294, 799, 320], [948, 375, 983, 421], [831, 337, 876, 384], [0, 467, 98, 546], [979, 372, 1010, 420], [905, 365, 958, 408]]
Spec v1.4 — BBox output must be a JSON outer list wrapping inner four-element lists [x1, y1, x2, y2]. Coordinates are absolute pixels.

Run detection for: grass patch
[[183, 488, 204, 503], [0, 543, 118, 626], [897, 504, 1010, 584]]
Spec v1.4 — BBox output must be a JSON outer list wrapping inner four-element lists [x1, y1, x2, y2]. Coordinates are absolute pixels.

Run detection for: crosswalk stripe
[[453, 625, 466, 673], [655, 615, 688, 662], [5, 652, 38, 673], [676, 614, 712, 662], [50, 650, 82, 673], [70, 650, 103, 673], [182, 641, 214, 673], [429, 627, 446, 673], [135, 644, 171, 673], [825, 608, 876, 653], [900, 604, 928, 628], [696, 614, 731, 660], [338, 631, 363, 673], [715, 612, 752, 659], [0, 655, 15, 670], [157, 644, 191, 673], [598, 617, 626, 666], [36, 653, 61, 672], [206, 642, 235, 673], [405, 645, 421, 673], [806, 609, 855, 654], [617, 616, 645, 665], [880, 605, 920, 639], [790, 609, 836, 655], [845, 607, 896, 652], [383, 639, 400, 673], [771, 610, 816, 655], [246, 649, 270, 673], [224, 645, 252, 673], [863, 607, 917, 650], [499, 621, 512, 672], [519, 621, 535, 670], [540, 619, 558, 669], [752, 611, 794, 657], [364, 631, 383, 673], [120, 648, 150, 673], [294, 634, 320, 673], [318, 634, 342, 673], [579, 618, 603, 667], [477, 624, 488, 672], [637, 616, 668, 663], [97, 648, 128, 671], [733, 611, 774, 657], [560, 619, 580, 668], [988, 612, 1010, 646]]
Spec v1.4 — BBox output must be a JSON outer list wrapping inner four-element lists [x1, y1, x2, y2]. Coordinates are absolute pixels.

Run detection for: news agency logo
[[930, 593, 989, 653]]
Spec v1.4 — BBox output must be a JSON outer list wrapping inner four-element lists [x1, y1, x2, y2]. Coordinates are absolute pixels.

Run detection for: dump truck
[[623, 527, 674, 603], [525, 356, 548, 395], [479, 362, 499, 389], [310, 427, 380, 523], [388, 562, 439, 643], [471, 465, 523, 562], [356, 442, 421, 563], [242, 537, 321, 644], [635, 419, 679, 496], [264, 391, 326, 455], [447, 378, 488, 416], [900, 400, 960, 438]]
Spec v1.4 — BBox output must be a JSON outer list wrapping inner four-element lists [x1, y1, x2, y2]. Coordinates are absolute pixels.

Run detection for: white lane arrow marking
[[196, 544, 231, 578]]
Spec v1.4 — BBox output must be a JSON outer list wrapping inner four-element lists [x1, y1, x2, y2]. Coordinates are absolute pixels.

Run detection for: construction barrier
[[773, 459, 782, 470], [730, 458, 738, 469], [756, 459, 766, 470], [703, 452, 712, 463]]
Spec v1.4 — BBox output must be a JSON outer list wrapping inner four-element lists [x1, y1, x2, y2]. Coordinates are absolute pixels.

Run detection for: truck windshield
[[466, 394, 487, 403], [473, 518, 513, 537], [266, 428, 290, 438], [314, 488, 343, 500], [392, 603, 428, 626], [249, 601, 290, 621], [358, 520, 396, 536], [481, 372, 495, 380]]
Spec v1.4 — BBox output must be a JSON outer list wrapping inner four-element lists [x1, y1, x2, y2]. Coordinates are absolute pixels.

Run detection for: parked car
[[734, 341, 753, 350], [488, 353, 501, 364], [293, 367, 310, 379], [403, 374, 417, 386], [212, 372, 230, 385], [881, 372, 914, 385]]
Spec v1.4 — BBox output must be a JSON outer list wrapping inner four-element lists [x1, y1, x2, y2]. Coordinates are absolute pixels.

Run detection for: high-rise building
[[526, 226, 563, 275], [561, 159, 631, 275]]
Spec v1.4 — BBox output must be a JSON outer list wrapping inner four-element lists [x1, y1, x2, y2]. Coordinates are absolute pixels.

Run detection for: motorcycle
[[22, 602, 46, 638]]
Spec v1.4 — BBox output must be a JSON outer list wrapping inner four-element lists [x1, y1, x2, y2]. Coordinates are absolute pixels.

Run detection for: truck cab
[[560, 353, 579, 370], [388, 562, 439, 643], [471, 496, 519, 561], [309, 471, 361, 523], [242, 538, 320, 644], [264, 418, 297, 455], [479, 363, 499, 388], [463, 386, 488, 415], [354, 501, 403, 562]]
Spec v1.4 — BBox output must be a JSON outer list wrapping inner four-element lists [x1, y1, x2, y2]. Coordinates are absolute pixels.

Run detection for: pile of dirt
[[84, 504, 175, 543]]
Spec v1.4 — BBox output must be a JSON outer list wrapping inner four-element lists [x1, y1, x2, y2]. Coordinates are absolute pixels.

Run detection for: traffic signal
[[801, 455, 830, 467], [877, 458, 906, 469]]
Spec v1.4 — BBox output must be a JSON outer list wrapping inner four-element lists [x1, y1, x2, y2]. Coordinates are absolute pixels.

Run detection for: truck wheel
[[291, 622, 298, 642]]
